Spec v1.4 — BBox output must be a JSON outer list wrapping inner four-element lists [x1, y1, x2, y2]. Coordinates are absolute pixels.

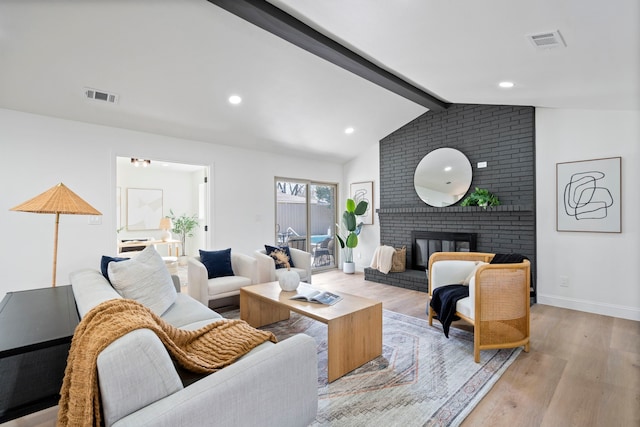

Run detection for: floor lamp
[[10, 183, 102, 287]]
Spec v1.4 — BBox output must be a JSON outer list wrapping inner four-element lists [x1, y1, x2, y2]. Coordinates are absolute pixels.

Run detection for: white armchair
[[255, 248, 312, 284], [187, 252, 257, 308]]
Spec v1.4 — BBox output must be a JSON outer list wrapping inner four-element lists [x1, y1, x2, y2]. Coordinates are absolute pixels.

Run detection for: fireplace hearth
[[364, 230, 478, 292]]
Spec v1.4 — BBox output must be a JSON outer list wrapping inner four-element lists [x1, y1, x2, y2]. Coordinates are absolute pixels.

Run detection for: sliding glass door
[[275, 179, 337, 271], [309, 183, 336, 269], [275, 179, 308, 249]]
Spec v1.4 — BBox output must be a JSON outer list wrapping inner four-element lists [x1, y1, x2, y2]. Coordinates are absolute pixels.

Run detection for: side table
[[0, 285, 79, 423]]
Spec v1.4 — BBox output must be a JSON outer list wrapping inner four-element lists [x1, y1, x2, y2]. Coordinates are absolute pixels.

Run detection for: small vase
[[279, 270, 300, 291]]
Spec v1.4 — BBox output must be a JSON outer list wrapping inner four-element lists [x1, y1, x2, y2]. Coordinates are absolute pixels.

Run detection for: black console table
[[0, 285, 79, 423]]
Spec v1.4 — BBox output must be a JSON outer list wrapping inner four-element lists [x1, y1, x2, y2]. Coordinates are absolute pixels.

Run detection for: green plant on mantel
[[460, 187, 500, 209]]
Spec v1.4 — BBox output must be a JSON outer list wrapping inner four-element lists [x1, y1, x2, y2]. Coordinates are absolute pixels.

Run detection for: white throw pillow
[[462, 261, 488, 286], [108, 245, 177, 315]]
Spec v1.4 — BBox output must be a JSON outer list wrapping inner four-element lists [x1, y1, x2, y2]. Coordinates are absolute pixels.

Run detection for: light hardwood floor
[[312, 270, 640, 427], [4, 270, 639, 427]]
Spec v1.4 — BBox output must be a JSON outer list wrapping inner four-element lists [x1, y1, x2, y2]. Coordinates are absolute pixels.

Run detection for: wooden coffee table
[[240, 282, 382, 382]]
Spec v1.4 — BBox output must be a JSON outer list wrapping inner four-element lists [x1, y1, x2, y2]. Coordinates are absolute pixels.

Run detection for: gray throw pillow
[[108, 245, 177, 315]]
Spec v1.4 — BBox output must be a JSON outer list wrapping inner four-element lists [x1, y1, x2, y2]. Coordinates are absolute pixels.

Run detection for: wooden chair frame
[[427, 252, 530, 362]]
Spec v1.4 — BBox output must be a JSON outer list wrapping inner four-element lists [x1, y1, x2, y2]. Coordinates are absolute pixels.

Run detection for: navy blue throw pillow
[[199, 248, 235, 279], [100, 256, 129, 281], [264, 245, 295, 269]]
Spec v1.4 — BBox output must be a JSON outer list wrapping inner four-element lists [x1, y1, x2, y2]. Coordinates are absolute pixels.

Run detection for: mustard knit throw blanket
[[57, 298, 277, 427]]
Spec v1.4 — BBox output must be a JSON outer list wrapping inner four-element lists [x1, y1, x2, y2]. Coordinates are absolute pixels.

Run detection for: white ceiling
[[1, 0, 638, 164]]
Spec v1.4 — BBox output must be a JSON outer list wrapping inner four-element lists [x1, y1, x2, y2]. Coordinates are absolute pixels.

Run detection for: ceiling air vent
[[84, 87, 119, 104], [526, 30, 566, 49]]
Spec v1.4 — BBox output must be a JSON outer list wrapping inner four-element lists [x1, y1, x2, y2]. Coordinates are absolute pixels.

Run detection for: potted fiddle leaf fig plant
[[336, 198, 368, 274], [168, 209, 199, 263]]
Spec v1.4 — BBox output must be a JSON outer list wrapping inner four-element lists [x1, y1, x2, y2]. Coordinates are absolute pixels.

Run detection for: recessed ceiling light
[[444, 166, 452, 172], [344, 127, 355, 134], [228, 95, 242, 105], [498, 81, 515, 89]]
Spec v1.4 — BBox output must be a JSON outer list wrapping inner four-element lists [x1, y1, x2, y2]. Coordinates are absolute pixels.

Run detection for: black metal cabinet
[[0, 285, 79, 423]]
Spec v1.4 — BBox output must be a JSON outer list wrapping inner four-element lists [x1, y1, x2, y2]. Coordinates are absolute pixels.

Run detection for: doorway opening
[[116, 157, 209, 258]]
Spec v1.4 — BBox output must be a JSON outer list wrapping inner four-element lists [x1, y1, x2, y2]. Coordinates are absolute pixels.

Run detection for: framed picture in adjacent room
[[127, 188, 163, 230], [556, 157, 621, 233], [350, 181, 374, 225]]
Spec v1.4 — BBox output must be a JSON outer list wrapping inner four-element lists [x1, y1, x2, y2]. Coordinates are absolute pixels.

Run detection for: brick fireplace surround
[[364, 104, 536, 300]]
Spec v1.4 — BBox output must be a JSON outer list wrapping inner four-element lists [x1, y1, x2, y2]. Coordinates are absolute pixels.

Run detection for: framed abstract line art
[[556, 157, 621, 233], [350, 181, 374, 225], [127, 188, 163, 230]]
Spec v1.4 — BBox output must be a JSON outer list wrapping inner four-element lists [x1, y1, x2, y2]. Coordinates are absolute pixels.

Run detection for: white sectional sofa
[[69, 266, 318, 427]]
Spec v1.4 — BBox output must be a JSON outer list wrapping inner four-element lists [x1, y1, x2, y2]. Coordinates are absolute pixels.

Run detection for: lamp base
[[161, 230, 172, 241]]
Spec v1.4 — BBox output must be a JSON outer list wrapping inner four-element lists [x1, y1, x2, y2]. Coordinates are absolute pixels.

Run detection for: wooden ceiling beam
[[208, 0, 450, 111]]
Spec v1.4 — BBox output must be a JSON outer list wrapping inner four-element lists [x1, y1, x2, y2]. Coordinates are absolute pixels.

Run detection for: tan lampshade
[[159, 217, 173, 230], [10, 183, 102, 286], [10, 183, 102, 215]]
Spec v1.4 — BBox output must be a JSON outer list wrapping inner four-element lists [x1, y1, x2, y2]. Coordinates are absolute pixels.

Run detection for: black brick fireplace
[[364, 104, 536, 299]]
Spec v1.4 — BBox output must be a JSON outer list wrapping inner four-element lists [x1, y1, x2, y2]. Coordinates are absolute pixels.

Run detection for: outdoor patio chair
[[286, 235, 307, 250], [313, 237, 334, 267]]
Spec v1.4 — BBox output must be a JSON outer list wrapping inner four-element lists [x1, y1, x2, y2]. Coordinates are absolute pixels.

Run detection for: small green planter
[[460, 187, 500, 209]]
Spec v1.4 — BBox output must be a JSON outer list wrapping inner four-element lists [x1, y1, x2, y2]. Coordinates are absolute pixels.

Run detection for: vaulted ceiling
[[1, 0, 637, 163]]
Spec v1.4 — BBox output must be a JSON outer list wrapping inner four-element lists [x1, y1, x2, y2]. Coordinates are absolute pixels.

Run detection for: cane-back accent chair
[[427, 252, 530, 362]]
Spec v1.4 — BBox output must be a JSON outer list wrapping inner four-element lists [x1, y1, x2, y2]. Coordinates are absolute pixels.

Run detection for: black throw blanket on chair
[[490, 253, 528, 264], [430, 284, 469, 338]]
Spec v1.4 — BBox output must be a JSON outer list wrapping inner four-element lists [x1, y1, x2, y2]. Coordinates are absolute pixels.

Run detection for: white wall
[[3, 107, 637, 321], [536, 108, 640, 320], [0, 109, 342, 296], [343, 142, 380, 271]]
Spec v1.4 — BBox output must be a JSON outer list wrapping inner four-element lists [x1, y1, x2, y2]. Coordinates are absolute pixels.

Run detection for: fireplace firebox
[[411, 231, 477, 271]]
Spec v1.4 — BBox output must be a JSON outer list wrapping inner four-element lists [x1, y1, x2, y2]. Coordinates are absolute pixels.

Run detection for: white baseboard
[[537, 294, 640, 321]]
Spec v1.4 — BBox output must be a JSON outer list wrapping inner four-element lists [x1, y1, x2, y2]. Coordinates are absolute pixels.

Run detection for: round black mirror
[[414, 148, 472, 207]]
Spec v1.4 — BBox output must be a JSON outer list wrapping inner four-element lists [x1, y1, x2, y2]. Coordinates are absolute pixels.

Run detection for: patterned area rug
[[223, 309, 521, 427]]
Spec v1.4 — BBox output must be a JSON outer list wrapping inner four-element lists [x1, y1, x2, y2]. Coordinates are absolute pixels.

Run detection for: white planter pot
[[279, 270, 300, 291], [343, 262, 356, 274]]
